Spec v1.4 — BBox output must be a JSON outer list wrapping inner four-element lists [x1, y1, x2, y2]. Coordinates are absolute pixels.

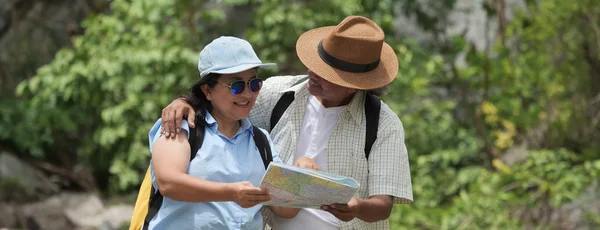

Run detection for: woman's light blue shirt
[[146, 112, 280, 230]]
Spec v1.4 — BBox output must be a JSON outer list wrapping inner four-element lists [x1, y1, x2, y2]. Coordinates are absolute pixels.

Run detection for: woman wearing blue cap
[[145, 36, 298, 229]]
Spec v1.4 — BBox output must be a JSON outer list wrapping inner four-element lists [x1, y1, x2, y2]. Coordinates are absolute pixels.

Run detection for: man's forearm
[[356, 195, 393, 222]]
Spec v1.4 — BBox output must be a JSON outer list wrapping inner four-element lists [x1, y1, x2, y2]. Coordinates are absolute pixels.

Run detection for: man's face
[[306, 70, 356, 106]]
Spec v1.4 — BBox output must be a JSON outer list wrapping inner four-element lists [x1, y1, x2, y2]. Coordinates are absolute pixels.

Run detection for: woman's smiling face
[[202, 69, 261, 123]]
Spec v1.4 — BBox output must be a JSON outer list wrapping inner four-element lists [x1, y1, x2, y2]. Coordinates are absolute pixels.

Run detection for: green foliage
[[15, 0, 204, 192], [384, 0, 600, 229]]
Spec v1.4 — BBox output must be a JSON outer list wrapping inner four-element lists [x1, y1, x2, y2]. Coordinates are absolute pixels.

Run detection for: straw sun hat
[[296, 16, 399, 90]]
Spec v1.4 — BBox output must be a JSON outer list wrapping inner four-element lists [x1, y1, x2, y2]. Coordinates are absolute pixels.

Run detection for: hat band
[[317, 41, 380, 73]]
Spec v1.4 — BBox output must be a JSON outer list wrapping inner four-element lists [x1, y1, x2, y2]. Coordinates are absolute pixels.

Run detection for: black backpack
[[142, 120, 273, 230], [269, 78, 381, 159]]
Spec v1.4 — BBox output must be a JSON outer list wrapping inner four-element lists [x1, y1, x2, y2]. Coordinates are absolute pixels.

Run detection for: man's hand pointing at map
[[294, 156, 320, 170]]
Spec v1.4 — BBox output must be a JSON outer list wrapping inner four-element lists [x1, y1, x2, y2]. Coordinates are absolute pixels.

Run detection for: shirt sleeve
[[148, 118, 191, 152], [148, 118, 191, 186], [368, 109, 414, 204]]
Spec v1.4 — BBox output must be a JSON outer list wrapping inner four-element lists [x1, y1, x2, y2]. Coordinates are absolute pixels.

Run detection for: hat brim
[[296, 26, 398, 90], [204, 63, 276, 76]]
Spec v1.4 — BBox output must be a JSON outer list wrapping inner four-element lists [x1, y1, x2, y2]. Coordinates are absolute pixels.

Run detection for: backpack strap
[[252, 126, 273, 169], [270, 77, 308, 131], [364, 93, 380, 159], [270, 91, 295, 131], [143, 187, 162, 230], [188, 123, 206, 157], [270, 88, 381, 160], [143, 121, 206, 230]]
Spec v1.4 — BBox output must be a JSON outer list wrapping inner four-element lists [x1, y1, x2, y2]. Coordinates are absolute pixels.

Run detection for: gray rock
[[64, 194, 134, 229], [0, 203, 17, 228], [19, 193, 77, 230], [18, 192, 134, 230], [0, 152, 54, 201], [63, 193, 105, 228], [0, 0, 108, 95], [0, 153, 42, 189], [64, 194, 135, 229], [96, 205, 134, 230], [501, 142, 529, 166], [395, 0, 526, 52]]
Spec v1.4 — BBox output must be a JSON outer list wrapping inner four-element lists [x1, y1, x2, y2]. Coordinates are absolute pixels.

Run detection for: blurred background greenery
[[1, 0, 599, 229]]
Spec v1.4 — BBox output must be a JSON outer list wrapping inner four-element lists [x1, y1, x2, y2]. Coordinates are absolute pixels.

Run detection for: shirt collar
[[205, 112, 254, 135], [239, 117, 253, 134], [343, 90, 365, 123], [205, 112, 217, 126], [280, 75, 309, 93]]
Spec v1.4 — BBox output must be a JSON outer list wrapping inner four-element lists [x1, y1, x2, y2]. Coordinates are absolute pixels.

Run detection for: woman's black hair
[[185, 73, 220, 126]]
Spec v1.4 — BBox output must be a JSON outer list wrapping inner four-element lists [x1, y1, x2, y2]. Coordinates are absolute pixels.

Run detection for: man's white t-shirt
[[269, 95, 346, 230]]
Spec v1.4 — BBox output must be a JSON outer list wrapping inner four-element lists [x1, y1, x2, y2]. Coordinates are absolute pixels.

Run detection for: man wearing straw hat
[[160, 16, 413, 230]]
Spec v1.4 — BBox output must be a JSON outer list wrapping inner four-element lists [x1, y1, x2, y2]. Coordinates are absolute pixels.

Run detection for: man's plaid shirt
[[249, 75, 413, 230]]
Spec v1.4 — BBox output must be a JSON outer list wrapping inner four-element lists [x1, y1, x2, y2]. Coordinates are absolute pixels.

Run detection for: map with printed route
[[259, 162, 360, 208]]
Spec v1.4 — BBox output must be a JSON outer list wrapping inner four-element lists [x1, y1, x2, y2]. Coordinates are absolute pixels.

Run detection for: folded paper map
[[259, 162, 360, 208]]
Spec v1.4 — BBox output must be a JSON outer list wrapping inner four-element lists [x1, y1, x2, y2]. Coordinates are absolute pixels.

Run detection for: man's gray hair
[[366, 84, 390, 97]]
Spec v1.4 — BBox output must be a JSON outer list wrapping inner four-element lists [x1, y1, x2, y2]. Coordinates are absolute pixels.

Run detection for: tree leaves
[[14, 0, 200, 192]]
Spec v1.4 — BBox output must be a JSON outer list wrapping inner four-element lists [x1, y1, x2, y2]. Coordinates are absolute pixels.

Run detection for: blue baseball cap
[[198, 36, 275, 78]]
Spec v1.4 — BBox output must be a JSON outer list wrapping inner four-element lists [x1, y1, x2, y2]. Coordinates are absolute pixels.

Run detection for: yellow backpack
[[129, 168, 153, 230], [129, 125, 273, 230]]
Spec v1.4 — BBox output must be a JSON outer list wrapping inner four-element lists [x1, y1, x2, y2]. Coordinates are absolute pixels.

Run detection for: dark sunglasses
[[220, 78, 263, 95]]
